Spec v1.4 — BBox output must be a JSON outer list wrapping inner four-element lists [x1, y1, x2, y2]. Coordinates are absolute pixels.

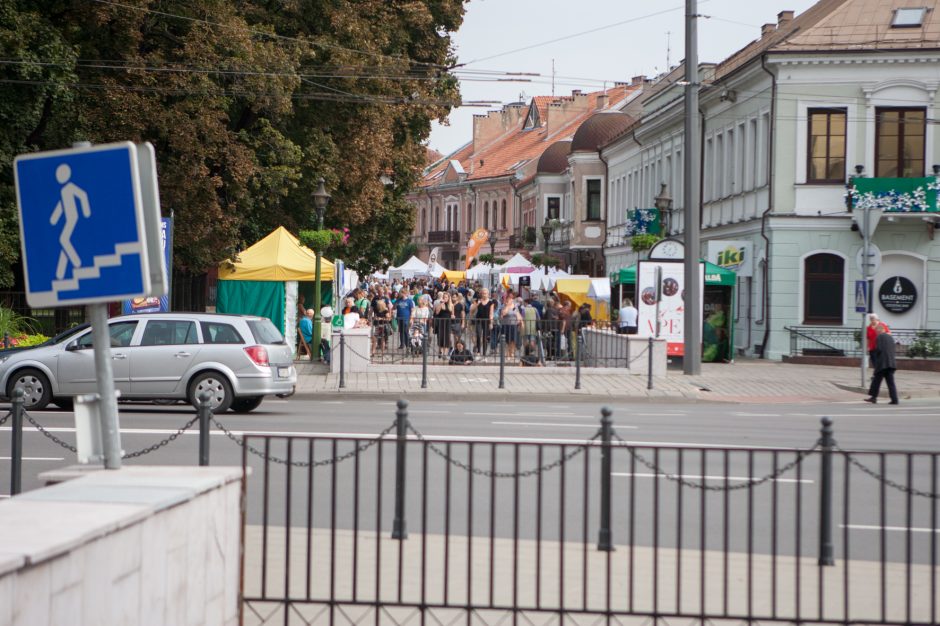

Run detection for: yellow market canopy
[[219, 226, 335, 282]]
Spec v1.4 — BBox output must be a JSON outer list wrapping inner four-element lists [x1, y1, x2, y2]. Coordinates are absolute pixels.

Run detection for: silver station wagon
[[0, 313, 296, 413]]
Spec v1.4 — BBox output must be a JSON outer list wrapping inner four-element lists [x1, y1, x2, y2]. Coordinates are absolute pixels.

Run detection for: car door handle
[[174, 352, 192, 358], [112, 354, 127, 360]]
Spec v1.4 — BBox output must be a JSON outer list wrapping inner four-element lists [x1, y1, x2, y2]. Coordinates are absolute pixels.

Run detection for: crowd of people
[[328, 276, 605, 366]]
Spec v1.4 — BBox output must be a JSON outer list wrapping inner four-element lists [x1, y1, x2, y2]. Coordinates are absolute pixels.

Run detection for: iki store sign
[[706, 240, 753, 278]]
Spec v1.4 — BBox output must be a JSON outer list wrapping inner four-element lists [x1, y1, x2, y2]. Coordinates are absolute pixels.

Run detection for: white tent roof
[[466, 263, 494, 280], [588, 278, 611, 301], [428, 261, 447, 277], [501, 253, 534, 269], [392, 256, 428, 272]]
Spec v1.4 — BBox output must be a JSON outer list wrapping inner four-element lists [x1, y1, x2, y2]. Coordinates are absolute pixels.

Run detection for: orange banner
[[465, 228, 490, 270]]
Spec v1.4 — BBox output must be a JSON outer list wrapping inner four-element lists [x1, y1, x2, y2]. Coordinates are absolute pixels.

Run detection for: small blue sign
[[854, 280, 869, 313], [14, 142, 150, 307], [122, 217, 172, 314]]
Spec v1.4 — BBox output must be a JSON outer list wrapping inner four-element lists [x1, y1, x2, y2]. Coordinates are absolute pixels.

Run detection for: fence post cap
[[396, 398, 408, 410], [11, 386, 24, 399], [820, 416, 833, 427], [600, 406, 613, 421], [198, 390, 213, 404]]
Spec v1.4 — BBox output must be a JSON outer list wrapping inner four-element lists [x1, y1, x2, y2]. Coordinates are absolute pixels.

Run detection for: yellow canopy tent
[[217, 226, 335, 333], [554, 278, 610, 320], [442, 270, 466, 284]]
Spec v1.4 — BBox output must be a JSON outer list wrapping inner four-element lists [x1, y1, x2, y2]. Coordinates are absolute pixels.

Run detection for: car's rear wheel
[[52, 397, 74, 411], [230, 396, 263, 413], [7, 368, 52, 411], [188, 371, 234, 413]]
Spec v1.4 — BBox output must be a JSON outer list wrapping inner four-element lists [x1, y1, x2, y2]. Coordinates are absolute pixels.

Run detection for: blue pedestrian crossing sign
[[14, 142, 152, 307], [854, 280, 869, 313]]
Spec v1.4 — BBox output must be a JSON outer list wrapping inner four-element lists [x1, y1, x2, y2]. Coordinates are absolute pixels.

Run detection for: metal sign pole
[[89, 302, 122, 468], [860, 204, 870, 388]]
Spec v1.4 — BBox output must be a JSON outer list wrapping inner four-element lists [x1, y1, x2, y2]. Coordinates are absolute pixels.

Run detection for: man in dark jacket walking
[[865, 325, 899, 404]]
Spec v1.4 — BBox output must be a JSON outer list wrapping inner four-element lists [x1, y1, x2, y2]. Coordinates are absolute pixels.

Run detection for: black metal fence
[[239, 403, 940, 626], [370, 318, 637, 368], [787, 326, 939, 359]]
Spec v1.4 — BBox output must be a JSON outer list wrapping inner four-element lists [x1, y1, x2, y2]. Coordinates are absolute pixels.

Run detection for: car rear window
[[201, 322, 244, 344], [246, 319, 285, 345]]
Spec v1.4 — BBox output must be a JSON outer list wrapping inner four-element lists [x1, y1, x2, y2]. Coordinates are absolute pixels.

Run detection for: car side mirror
[[66, 340, 84, 351]]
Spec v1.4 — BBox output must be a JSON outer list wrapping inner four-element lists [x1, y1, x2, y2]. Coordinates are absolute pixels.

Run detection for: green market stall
[[610, 261, 736, 362]]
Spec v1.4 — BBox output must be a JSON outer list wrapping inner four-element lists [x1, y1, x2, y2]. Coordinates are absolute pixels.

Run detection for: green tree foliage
[[0, 0, 464, 285]]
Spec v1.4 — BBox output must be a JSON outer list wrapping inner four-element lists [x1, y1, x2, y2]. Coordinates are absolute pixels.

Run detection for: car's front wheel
[[188, 371, 234, 413], [230, 396, 263, 413], [7, 368, 52, 411]]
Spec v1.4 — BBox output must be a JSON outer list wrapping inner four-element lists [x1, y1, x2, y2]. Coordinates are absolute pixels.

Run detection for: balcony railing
[[427, 230, 461, 243], [847, 176, 940, 213], [605, 223, 630, 248]]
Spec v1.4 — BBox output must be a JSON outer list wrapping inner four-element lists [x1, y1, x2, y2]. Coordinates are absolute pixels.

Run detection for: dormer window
[[892, 7, 926, 28], [524, 103, 541, 130]]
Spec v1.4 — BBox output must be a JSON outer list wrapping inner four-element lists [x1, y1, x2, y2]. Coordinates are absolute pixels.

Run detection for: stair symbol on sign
[[51, 242, 143, 294]]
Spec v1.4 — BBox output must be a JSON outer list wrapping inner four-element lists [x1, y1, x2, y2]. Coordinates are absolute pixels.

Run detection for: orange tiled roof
[[420, 86, 639, 188]]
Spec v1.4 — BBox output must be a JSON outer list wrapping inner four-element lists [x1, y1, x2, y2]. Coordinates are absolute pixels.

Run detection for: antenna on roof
[[666, 31, 671, 69], [552, 59, 556, 97]]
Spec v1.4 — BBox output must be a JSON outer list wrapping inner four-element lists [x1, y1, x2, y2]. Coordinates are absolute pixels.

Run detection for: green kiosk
[[610, 261, 737, 362]]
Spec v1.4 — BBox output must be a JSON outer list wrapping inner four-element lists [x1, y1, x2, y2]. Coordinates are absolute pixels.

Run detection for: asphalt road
[[2, 396, 939, 564]]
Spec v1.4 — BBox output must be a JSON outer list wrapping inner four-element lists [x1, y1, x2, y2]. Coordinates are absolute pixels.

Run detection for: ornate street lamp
[[488, 229, 498, 288], [311, 178, 332, 354], [540, 218, 553, 252], [654, 182, 673, 236]]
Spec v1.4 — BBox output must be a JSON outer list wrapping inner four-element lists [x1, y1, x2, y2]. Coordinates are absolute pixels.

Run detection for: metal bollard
[[597, 406, 614, 551], [498, 333, 506, 389], [421, 333, 428, 389], [575, 332, 582, 390], [338, 332, 346, 389], [10, 387, 24, 495], [391, 399, 409, 539], [198, 390, 212, 466], [647, 336, 654, 390], [818, 417, 835, 566], [3, 333, 9, 349]]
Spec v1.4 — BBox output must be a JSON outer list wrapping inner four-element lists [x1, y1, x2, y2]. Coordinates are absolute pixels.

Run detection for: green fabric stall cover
[[217, 280, 286, 333], [298, 281, 333, 309]]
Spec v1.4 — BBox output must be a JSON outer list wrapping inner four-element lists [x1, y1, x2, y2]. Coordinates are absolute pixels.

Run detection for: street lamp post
[[488, 229, 498, 289], [312, 179, 332, 356], [654, 183, 673, 236], [541, 218, 553, 252]]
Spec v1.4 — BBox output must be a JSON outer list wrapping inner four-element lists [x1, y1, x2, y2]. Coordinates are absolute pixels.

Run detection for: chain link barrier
[[834, 443, 940, 499], [213, 416, 397, 467], [0, 411, 9, 427], [407, 423, 600, 478], [121, 416, 199, 460], [23, 411, 77, 453], [611, 430, 821, 491]]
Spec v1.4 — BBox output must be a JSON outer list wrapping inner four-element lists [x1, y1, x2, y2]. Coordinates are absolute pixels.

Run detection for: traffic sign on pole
[[854, 280, 869, 313], [14, 141, 151, 307]]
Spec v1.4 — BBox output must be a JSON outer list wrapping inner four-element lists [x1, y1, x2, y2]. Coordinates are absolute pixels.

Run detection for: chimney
[[595, 93, 609, 110], [631, 75, 647, 85], [761, 23, 776, 37], [777, 10, 794, 27], [571, 89, 582, 97]]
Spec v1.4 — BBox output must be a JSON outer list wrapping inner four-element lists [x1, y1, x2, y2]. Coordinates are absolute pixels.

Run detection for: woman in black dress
[[433, 292, 455, 357]]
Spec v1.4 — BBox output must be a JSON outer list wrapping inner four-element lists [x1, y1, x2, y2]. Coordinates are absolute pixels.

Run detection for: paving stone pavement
[[292, 358, 940, 403]]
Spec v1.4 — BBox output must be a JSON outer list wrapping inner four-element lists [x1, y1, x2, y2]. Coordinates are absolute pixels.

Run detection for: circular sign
[[855, 244, 882, 277], [878, 276, 917, 314]]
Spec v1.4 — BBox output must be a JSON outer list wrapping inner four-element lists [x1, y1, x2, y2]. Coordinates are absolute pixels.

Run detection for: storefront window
[[803, 253, 844, 324]]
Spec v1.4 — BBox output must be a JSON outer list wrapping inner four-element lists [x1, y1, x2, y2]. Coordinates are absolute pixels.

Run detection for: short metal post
[[10, 387, 24, 495], [421, 333, 428, 389], [498, 333, 506, 389], [647, 336, 654, 390], [597, 406, 614, 551], [198, 390, 212, 466], [391, 399, 409, 539], [818, 417, 835, 566], [3, 333, 9, 349], [339, 332, 346, 389], [575, 331, 582, 390]]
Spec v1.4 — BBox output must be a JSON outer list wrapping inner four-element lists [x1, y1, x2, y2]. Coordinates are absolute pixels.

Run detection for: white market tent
[[496, 253, 535, 272], [428, 261, 447, 278], [388, 256, 429, 279], [465, 262, 495, 281], [588, 278, 611, 301]]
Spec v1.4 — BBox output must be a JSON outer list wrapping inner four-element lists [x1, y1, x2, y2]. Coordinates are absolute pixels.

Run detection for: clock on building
[[649, 238, 685, 261]]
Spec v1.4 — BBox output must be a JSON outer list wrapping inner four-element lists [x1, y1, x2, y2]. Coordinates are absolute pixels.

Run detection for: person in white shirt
[[618, 298, 638, 335]]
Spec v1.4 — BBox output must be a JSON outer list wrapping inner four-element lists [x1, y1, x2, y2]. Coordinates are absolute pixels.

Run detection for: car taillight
[[244, 345, 269, 366]]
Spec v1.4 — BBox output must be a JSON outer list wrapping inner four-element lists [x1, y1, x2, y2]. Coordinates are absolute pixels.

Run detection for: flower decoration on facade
[[845, 179, 940, 213]]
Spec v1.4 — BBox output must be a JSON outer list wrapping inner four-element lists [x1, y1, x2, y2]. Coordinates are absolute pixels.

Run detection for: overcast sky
[[429, 0, 818, 155]]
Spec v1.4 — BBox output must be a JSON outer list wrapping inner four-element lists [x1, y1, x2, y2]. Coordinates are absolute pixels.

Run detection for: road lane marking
[[614, 472, 812, 484], [841, 524, 939, 534], [493, 421, 637, 429], [733, 412, 782, 417], [0, 456, 65, 461]]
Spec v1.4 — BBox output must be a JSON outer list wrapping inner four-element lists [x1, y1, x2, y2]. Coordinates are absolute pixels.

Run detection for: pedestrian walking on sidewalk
[[865, 325, 899, 405], [866, 313, 890, 366]]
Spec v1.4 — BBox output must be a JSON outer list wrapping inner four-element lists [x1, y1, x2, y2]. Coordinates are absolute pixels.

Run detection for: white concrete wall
[[0, 466, 242, 626]]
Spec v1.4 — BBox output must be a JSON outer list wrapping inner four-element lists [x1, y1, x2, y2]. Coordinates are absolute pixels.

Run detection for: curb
[[290, 389, 715, 404], [831, 382, 940, 400]]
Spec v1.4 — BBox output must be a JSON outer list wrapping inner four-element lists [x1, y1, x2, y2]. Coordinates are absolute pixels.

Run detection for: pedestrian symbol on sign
[[854, 280, 869, 313], [50, 164, 92, 280]]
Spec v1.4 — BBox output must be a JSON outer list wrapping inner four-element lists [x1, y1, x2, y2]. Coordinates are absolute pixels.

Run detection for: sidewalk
[[292, 358, 940, 403]]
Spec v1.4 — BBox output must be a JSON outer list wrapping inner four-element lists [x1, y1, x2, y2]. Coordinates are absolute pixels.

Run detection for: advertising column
[[122, 216, 172, 313]]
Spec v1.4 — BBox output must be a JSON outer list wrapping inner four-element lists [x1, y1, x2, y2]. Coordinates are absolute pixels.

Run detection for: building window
[[483, 201, 489, 230], [892, 7, 926, 27], [586, 179, 601, 220], [467, 204, 473, 232], [492, 203, 498, 231], [547, 196, 560, 220], [434, 206, 440, 230], [807, 108, 847, 183], [803, 253, 844, 325], [501, 199, 507, 229], [421, 209, 426, 234], [876, 108, 925, 178]]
